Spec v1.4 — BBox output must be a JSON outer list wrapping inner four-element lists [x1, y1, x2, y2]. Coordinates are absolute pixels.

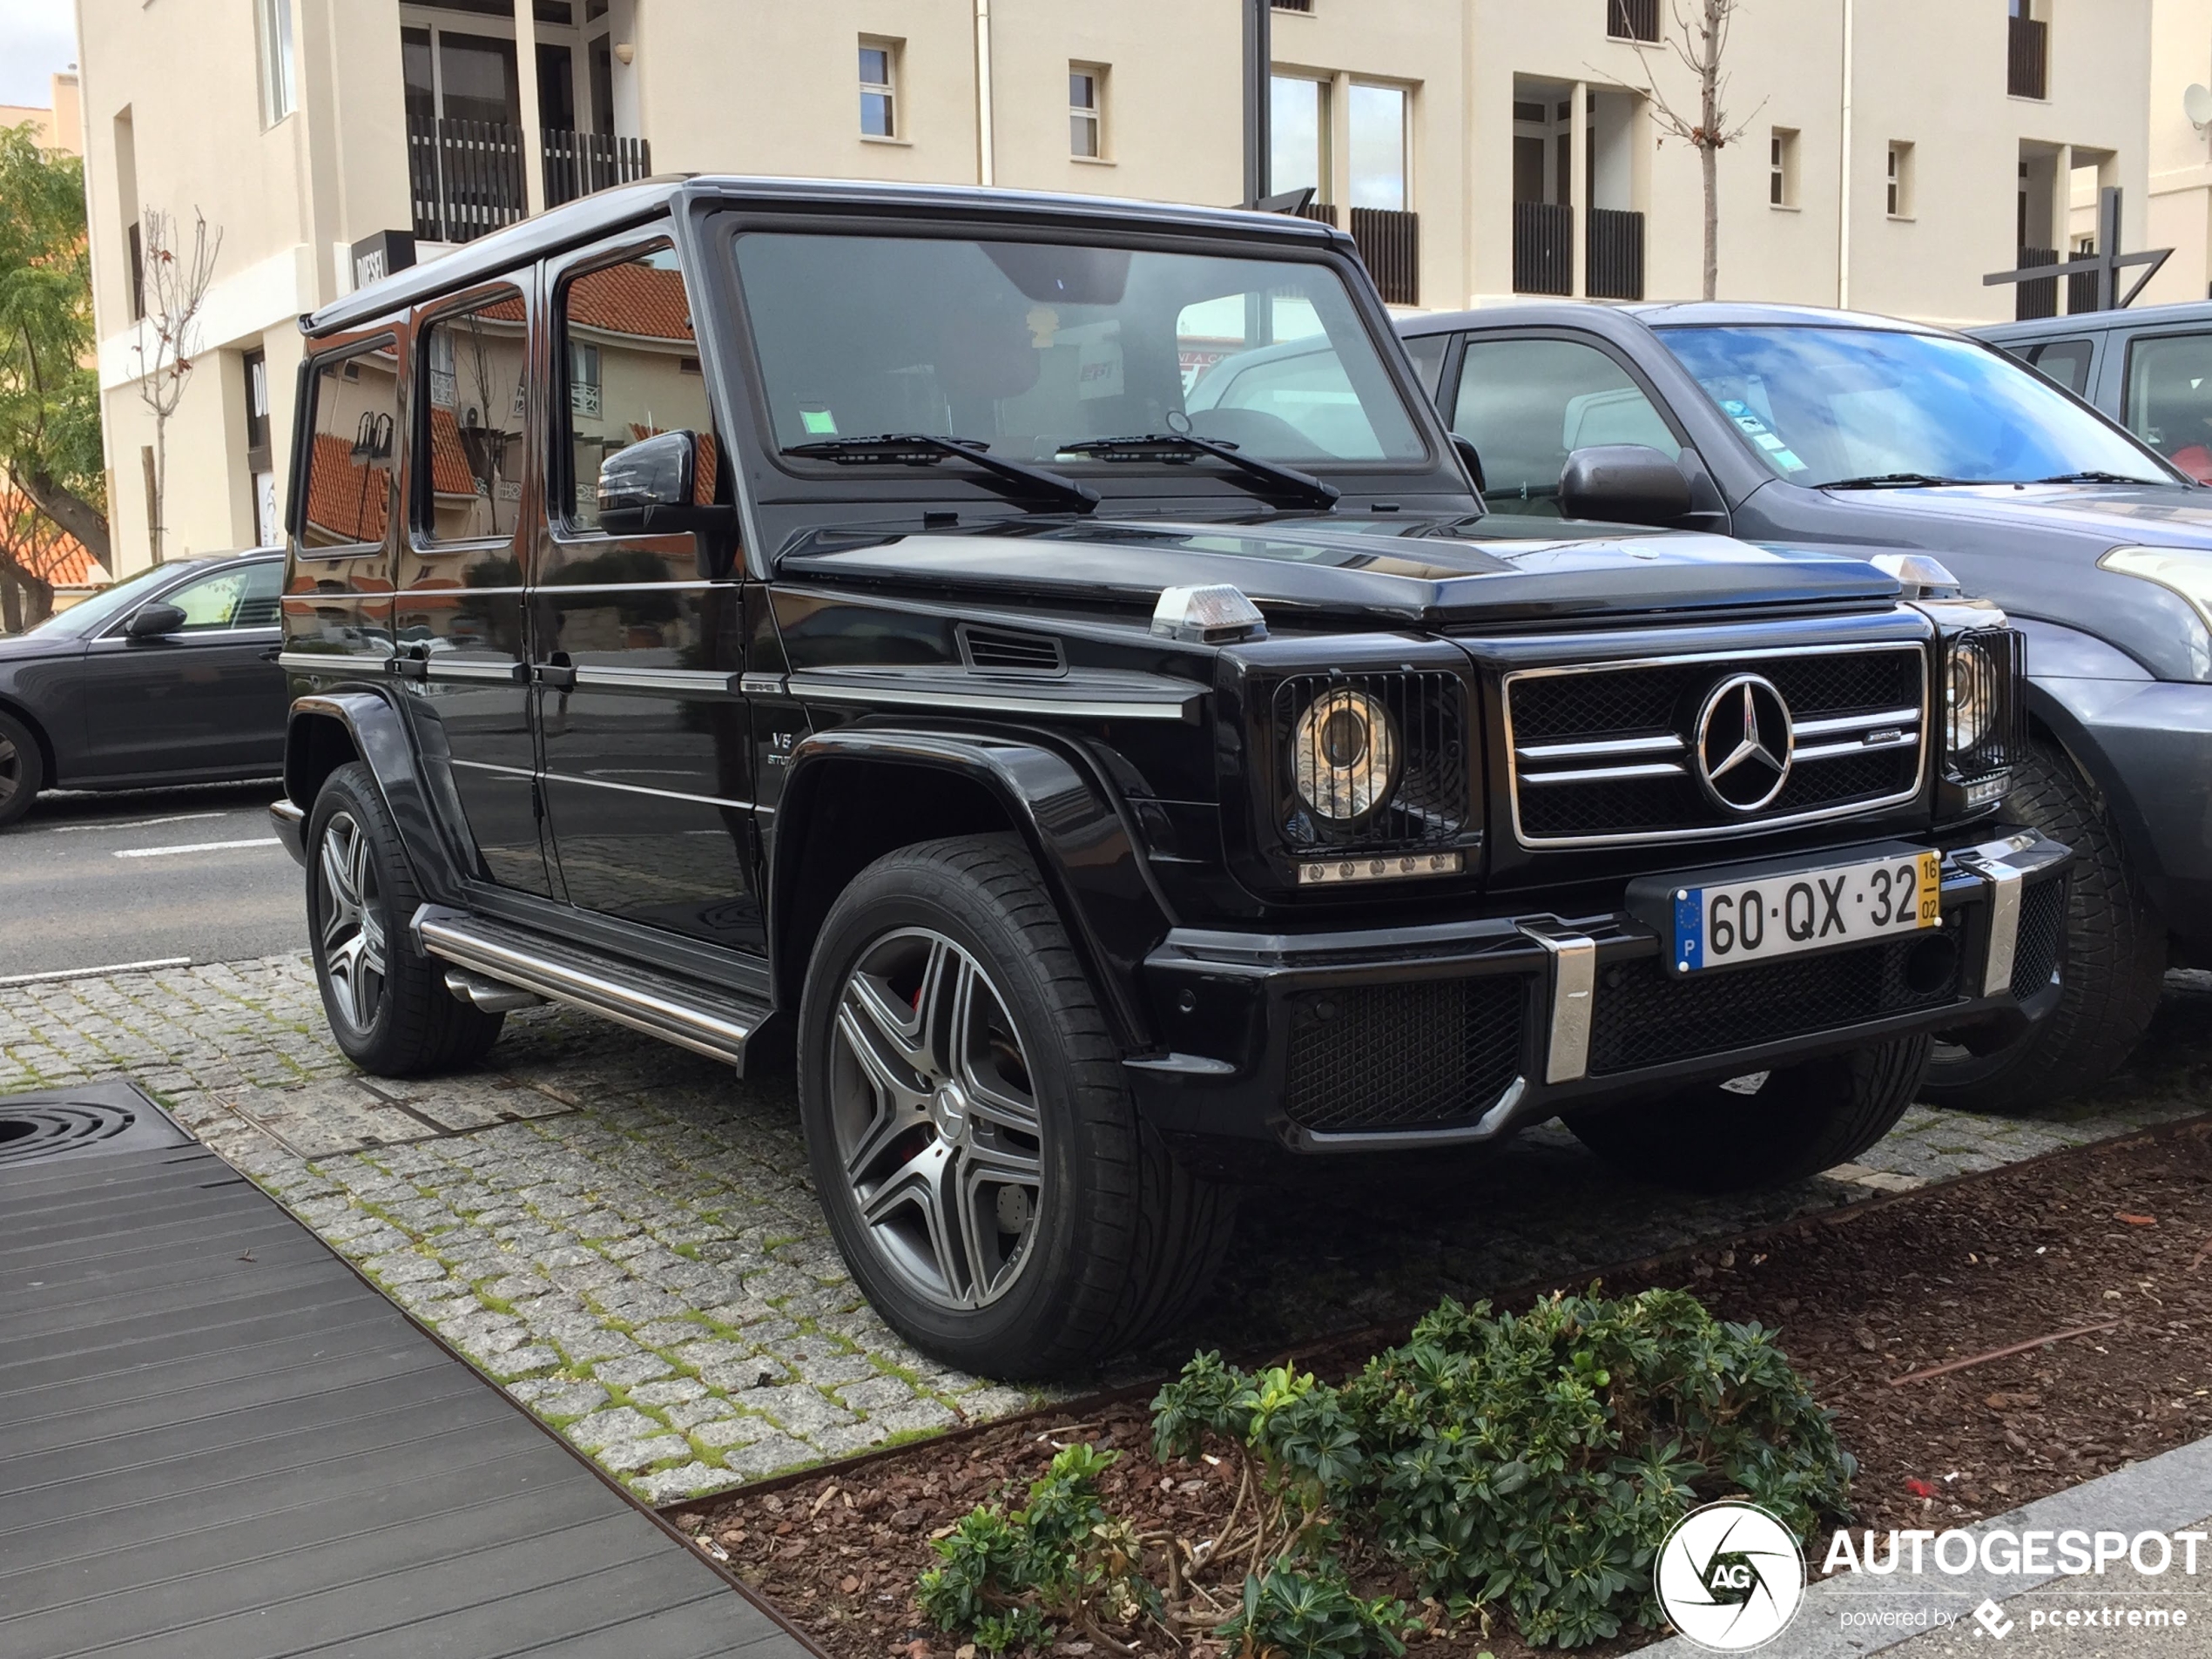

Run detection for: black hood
[[779, 516, 1901, 631]]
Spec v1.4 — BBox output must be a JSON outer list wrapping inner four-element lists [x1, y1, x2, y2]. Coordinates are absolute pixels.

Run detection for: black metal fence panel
[[1608, 0, 1661, 41], [2015, 246, 2059, 320], [409, 116, 652, 244], [1514, 200, 1573, 296], [2008, 16, 2047, 99], [1587, 208, 1645, 301], [1350, 207, 1420, 306]]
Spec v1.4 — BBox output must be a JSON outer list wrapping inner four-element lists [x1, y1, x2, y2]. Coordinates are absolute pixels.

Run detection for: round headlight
[[1291, 688, 1399, 820], [1947, 640, 1996, 753]]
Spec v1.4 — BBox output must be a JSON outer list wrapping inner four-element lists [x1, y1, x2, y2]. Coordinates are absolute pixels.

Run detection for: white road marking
[[113, 837, 281, 860], [44, 811, 232, 835], [0, 957, 193, 987]]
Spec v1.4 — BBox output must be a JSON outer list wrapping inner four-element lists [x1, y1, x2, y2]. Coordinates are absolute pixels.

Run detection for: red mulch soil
[[682, 1122, 2212, 1658]]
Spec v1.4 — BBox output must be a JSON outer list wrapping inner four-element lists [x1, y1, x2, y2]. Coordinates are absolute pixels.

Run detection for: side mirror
[[125, 603, 187, 639], [598, 429, 696, 525], [1557, 444, 1694, 527], [1451, 433, 1487, 495]]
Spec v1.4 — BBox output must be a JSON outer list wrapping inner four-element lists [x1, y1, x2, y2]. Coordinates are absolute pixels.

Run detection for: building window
[[1886, 142, 1914, 218], [1271, 75, 1330, 202], [1271, 0, 1315, 12], [243, 347, 277, 546], [1607, 0, 1662, 41], [256, 0, 297, 125], [860, 40, 897, 138], [1348, 83, 1407, 212], [1069, 65, 1104, 158], [1770, 127, 1798, 207]]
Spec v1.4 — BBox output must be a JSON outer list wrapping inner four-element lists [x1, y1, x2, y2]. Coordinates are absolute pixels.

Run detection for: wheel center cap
[[930, 1079, 971, 1145]]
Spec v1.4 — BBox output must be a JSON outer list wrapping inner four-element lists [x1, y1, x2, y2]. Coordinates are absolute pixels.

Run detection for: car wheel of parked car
[[799, 833, 1233, 1378], [1564, 1035, 1930, 1192], [1922, 738, 2165, 1114], [0, 708, 44, 830], [307, 762, 504, 1076]]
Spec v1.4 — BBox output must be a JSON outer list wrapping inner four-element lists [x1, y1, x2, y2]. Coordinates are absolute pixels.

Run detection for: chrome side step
[[412, 906, 772, 1071]]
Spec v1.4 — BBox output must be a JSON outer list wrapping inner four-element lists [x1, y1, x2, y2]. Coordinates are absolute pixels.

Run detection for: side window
[[160, 561, 284, 631], [1453, 336, 1680, 515], [2007, 336, 2094, 398], [558, 245, 714, 534], [2124, 333, 2212, 482], [299, 343, 401, 550], [419, 289, 527, 543], [1205, 347, 1389, 460], [1400, 330, 1448, 399]]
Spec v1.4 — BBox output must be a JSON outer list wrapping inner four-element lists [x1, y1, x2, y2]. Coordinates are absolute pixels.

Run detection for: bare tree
[[1627, 0, 1765, 300], [130, 207, 222, 563]]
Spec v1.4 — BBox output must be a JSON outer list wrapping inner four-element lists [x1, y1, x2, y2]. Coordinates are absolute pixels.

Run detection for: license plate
[[1667, 851, 1941, 974]]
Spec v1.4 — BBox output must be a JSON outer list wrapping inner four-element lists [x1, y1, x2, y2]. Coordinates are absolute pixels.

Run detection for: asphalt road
[[0, 781, 307, 980]]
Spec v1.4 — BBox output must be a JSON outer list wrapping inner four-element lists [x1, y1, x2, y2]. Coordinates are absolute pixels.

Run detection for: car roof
[[1396, 299, 1953, 337], [305, 177, 1351, 339], [1973, 298, 2212, 344]]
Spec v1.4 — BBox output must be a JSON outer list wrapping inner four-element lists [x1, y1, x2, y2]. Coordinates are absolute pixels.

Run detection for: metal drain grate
[[0, 1082, 192, 1166]]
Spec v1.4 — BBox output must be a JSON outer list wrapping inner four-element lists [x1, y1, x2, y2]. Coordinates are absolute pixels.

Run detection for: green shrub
[[916, 1443, 1158, 1654], [1217, 1558, 1411, 1659]]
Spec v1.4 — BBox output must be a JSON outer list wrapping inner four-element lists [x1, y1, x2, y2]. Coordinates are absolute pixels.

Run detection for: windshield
[[1655, 325, 2172, 487], [729, 231, 1427, 469], [20, 562, 182, 638]]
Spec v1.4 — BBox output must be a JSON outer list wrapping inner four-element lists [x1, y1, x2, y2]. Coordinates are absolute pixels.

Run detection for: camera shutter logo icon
[[1654, 1501, 1807, 1651]]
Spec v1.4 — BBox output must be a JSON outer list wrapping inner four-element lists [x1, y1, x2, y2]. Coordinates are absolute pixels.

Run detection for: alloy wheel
[[317, 811, 388, 1033], [0, 732, 19, 811], [829, 927, 1045, 1311]]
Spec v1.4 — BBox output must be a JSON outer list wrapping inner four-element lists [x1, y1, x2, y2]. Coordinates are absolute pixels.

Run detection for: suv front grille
[[2009, 874, 2065, 1001], [1506, 644, 1927, 847], [1285, 976, 1525, 1134], [1587, 935, 1961, 1075]]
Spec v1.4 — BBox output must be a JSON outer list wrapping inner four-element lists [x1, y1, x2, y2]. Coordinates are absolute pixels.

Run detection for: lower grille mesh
[[1587, 937, 1960, 1075], [1285, 977, 1526, 1134], [2010, 876, 2066, 1002]]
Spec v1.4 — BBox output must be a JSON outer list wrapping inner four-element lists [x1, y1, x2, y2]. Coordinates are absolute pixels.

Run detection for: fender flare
[[285, 690, 472, 903], [770, 725, 1175, 1054]]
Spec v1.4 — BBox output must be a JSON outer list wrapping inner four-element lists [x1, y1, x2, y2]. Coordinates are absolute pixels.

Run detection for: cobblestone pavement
[[3, 954, 2207, 1504]]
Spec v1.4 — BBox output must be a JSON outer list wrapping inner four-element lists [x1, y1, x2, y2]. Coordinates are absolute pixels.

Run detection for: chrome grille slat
[[1503, 642, 1928, 848]]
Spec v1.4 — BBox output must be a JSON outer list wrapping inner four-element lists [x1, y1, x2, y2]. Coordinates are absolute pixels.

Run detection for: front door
[[71, 559, 287, 781], [532, 236, 762, 954]]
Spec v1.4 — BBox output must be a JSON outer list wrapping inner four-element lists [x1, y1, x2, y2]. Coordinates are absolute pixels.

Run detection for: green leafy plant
[[1217, 1558, 1411, 1659], [1341, 1287, 1852, 1647], [917, 1443, 1159, 1654]]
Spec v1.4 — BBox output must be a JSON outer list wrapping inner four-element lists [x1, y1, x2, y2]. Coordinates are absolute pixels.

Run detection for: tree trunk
[[151, 419, 167, 565], [15, 470, 111, 572], [0, 564, 20, 634], [1699, 0, 1723, 301], [24, 575, 53, 626], [1701, 141, 1719, 300]]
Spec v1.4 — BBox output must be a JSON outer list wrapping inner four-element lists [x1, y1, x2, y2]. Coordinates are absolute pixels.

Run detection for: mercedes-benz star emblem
[[1696, 673, 1794, 813]]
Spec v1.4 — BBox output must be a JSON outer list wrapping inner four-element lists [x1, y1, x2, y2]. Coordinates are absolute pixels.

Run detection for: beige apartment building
[[71, 0, 2151, 576], [2148, 0, 2212, 303], [1, 71, 84, 156]]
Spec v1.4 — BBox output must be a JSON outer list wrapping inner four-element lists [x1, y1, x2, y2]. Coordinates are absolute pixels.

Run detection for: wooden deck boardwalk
[[0, 1084, 811, 1659]]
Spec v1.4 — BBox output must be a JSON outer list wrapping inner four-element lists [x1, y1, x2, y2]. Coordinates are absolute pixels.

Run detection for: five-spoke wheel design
[[316, 810, 388, 1035], [828, 927, 1044, 1311]]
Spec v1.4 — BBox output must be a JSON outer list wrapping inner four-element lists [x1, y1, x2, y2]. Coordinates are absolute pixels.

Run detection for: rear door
[[532, 232, 762, 953]]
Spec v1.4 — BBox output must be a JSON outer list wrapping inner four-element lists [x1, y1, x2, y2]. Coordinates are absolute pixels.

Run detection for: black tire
[[0, 707, 44, 830], [1564, 1035, 1930, 1193], [1921, 738, 2165, 1113], [798, 833, 1234, 1379], [307, 762, 503, 1076]]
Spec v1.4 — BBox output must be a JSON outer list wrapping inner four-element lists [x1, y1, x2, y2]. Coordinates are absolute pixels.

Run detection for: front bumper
[[1125, 827, 2069, 1158], [269, 798, 307, 867]]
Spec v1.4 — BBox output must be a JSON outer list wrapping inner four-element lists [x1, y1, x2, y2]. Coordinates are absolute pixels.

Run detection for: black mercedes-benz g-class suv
[[270, 177, 2064, 1376]]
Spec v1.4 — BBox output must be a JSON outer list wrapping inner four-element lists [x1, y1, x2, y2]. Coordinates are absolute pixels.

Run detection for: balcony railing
[[2015, 246, 2059, 320], [1587, 208, 1645, 300], [2008, 15, 2047, 99], [408, 114, 653, 245], [2068, 246, 2101, 314], [1608, 0, 1661, 42], [1350, 207, 1420, 305], [1513, 201, 1573, 295]]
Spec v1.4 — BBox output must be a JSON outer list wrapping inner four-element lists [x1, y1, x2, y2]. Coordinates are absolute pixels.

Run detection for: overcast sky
[[1, 0, 78, 109]]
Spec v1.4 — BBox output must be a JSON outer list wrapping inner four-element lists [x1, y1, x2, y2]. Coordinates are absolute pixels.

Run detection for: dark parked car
[[1978, 300, 2212, 483], [0, 550, 287, 828], [1397, 301, 2202, 1110], [270, 180, 2061, 1376]]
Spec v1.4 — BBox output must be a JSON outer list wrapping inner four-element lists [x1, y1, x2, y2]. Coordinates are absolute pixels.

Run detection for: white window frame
[[256, 0, 298, 126], [1886, 141, 1914, 219], [1069, 64, 1105, 159], [860, 38, 900, 140], [1770, 127, 1798, 209], [1347, 80, 1410, 213]]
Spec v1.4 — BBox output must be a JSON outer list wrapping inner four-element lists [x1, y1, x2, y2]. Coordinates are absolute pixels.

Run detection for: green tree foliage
[[0, 123, 106, 572]]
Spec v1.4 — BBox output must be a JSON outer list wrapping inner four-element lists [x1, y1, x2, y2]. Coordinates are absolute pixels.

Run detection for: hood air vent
[[960, 625, 1066, 677]]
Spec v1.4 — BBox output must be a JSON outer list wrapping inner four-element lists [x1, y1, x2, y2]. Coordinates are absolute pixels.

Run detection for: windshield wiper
[[1058, 433, 1341, 510], [1822, 472, 1962, 490], [2033, 469, 2161, 486], [784, 434, 1098, 514]]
